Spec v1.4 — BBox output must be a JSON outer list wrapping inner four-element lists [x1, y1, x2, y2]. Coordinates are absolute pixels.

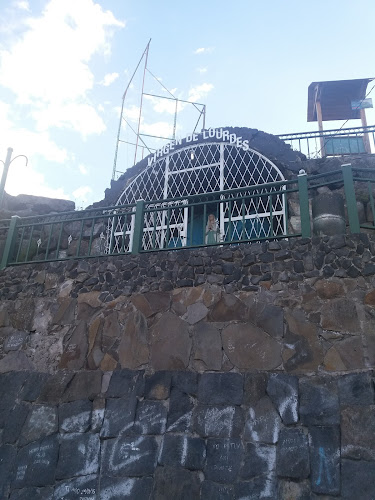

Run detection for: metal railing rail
[[278, 125, 375, 159], [1, 164, 375, 269]]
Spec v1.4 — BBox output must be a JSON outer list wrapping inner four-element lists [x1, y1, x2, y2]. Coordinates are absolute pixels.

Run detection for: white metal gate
[[109, 142, 286, 252]]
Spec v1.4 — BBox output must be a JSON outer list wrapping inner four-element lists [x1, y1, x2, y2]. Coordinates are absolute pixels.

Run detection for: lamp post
[[0, 147, 28, 209]]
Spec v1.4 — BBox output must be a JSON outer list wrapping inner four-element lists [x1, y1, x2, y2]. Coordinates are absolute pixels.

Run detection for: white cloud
[[144, 94, 176, 115], [72, 185, 93, 206], [79, 164, 89, 175], [123, 105, 141, 122], [14, 1, 30, 11], [196, 67, 208, 74], [0, 0, 125, 136], [101, 72, 119, 86], [188, 83, 214, 102], [194, 47, 214, 55]]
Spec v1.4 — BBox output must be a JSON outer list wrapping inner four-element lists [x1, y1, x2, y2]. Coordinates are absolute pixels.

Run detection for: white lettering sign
[[147, 128, 249, 166]]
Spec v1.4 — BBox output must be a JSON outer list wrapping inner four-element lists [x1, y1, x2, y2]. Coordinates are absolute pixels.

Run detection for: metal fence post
[[342, 163, 360, 234], [0, 215, 19, 270], [131, 200, 145, 254], [297, 169, 311, 238]]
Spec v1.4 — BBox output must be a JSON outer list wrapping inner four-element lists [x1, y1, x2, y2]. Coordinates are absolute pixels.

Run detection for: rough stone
[[266, 373, 299, 424], [149, 312, 191, 370], [193, 405, 243, 438], [198, 373, 243, 405], [106, 369, 144, 398], [118, 310, 149, 369], [9, 486, 54, 500], [185, 302, 208, 324], [204, 438, 243, 484], [243, 372, 268, 406], [338, 372, 374, 405], [58, 321, 88, 370], [341, 405, 375, 460], [166, 387, 193, 433], [59, 399, 92, 433], [0, 351, 34, 373], [256, 303, 284, 338], [153, 466, 201, 500], [321, 298, 360, 332], [101, 396, 137, 438], [299, 377, 339, 426], [3, 403, 29, 444], [276, 428, 309, 478], [284, 310, 324, 372], [315, 279, 344, 299], [3, 329, 28, 353], [101, 435, 158, 477], [52, 474, 97, 500], [13, 435, 59, 488], [209, 293, 248, 322], [244, 396, 281, 444], [200, 482, 234, 500], [38, 371, 74, 404], [133, 400, 167, 435], [278, 480, 311, 500], [222, 323, 282, 370], [20, 405, 58, 445], [234, 477, 277, 500], [56, 433, 100, 479], [144, 371, 171, 400], [341, 459, 375, 499], [159, 435, 206, 470], [98, 477, 153, 500], [240, 442, 276, 479], [0, 444, 16, 499], [309, 426, 340, 495], [62, 371, 102, 402], [193, 323, 222, 370]]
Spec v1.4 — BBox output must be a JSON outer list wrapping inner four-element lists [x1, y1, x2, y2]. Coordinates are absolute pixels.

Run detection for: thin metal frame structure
[[112, 40, 207, 180]]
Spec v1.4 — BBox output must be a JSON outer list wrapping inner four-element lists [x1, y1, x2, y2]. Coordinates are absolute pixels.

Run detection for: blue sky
[[0, 0, 374, 207]]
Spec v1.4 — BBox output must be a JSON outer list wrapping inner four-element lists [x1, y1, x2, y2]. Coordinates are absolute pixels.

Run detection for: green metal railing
[[1, 164, 374, 269]]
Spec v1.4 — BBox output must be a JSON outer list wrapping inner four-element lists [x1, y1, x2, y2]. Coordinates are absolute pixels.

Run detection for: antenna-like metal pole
[[134, 39, 151, 166]]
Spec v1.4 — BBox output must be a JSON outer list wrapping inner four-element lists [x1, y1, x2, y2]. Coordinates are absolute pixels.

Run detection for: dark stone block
[[153, 466, 201, 500], [106, 370, 144, 398], [275, 249, 291, 260], [20, 405, 58, 445], [243, 373, 268, 406], [52, 474, 97, 499], [234, 477, 277, 499], [3, 403, 29, 444], [328, 234, 346, 249], [276, 428, 309, 479], [338, 372, 374, 405], [244, 396, 281, 444], [62, 371, 102, 402], [222, 262, 235, 275], [172, 372, 198, 396], [194, 405, 243, 438], [278, 480, 311, 500], [309, 426, 340, 495], [266, 373, 298, 424], [200, 481, 234, 500], [133, 400, 167, 435], [322, 265, 334, 277], [100, 396, 137, 438], [56, 433, 100, 479], [14, 435, 59, 488], [144, 371, 171, 399], [293, 261, 304, 273], [197, 373, 243, 405], [299, 377, 339, 426], [38, 371, 74, 404], [0, 372, 28, 409], [240, 442, 276, 479], [257, 304, 284, 339], [99, 476, 153, 499], [59, 399, 92, 433], [259, 252, 274, 263], [166, 387, 193, 432], [341, 406, 375, 460], [363, 263, 375, 276], [341, 459, 375, 499], [101, 436, 158, 477], [347, 265, 361, 278], [19, 372, 50, 402], [9, 486, 54, 500], [204, 438, 243, 483], [159, 434, 206, 470], [0, 444, 16, 499]]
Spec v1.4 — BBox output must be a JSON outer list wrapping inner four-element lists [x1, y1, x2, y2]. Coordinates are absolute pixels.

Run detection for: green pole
[[297, 169, 311, 238], [0, 148, 13, 209], [131, 200, 145, 254], [0, 215, 19, 270], [342, 163, 360, 234]]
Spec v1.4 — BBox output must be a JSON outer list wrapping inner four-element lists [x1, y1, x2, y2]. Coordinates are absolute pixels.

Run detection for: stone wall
[[1, 235, 375, 498], [0, 368, 374, 499]]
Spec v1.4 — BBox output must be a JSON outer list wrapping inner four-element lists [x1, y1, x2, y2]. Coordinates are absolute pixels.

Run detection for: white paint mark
[[181, 436, 188, 466]]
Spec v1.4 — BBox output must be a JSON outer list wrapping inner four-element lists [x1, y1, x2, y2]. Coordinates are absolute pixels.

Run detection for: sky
[[0, 0, 374, 208]]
